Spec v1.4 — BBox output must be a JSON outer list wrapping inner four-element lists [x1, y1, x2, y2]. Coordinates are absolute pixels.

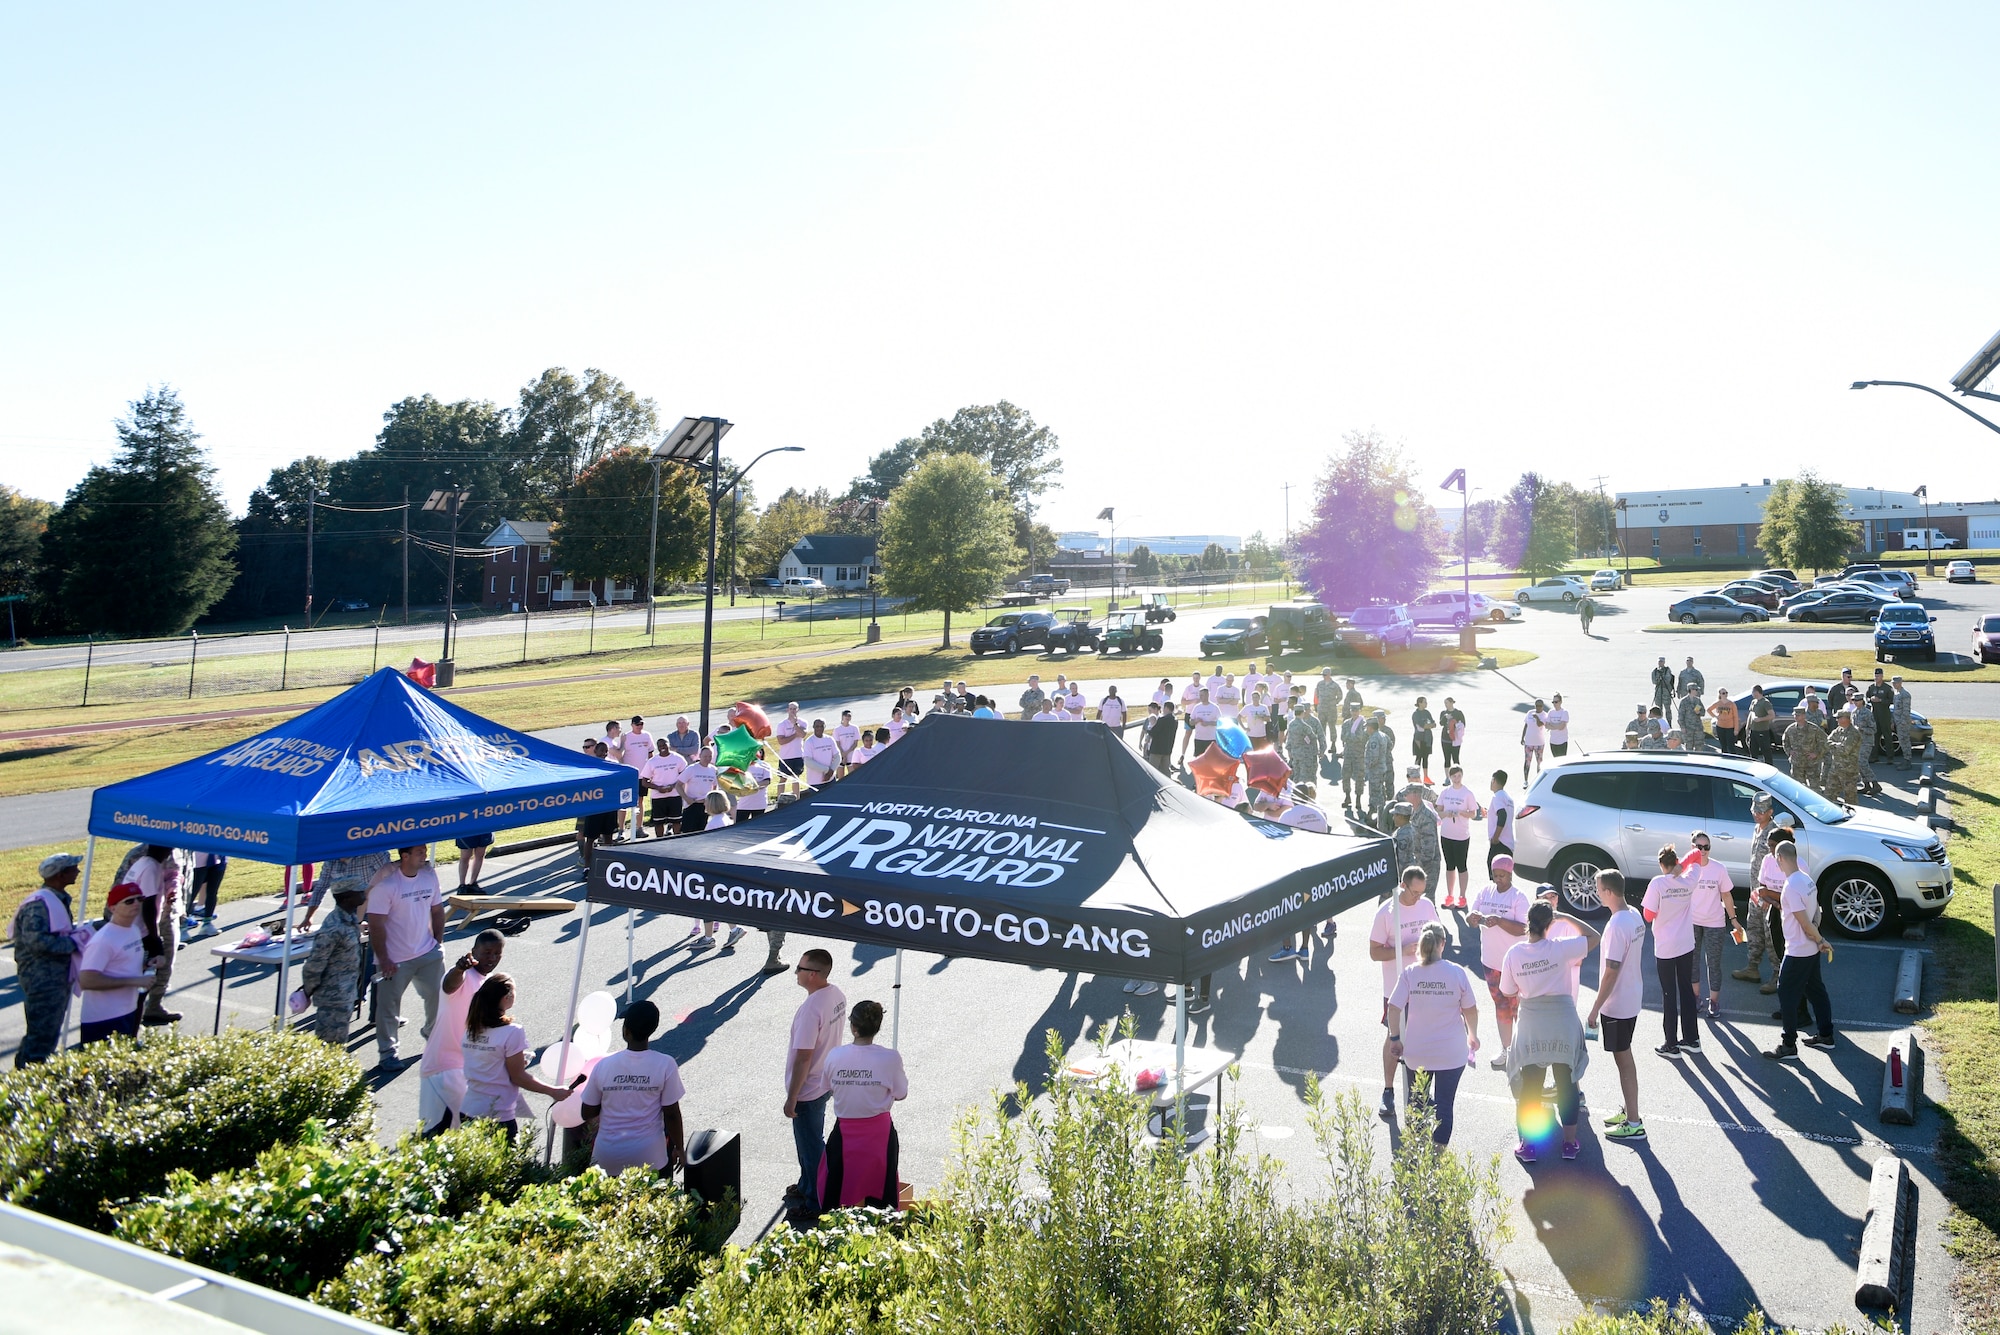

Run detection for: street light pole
[[1914, 484, 1933, 576], [645, 458, 662, 635], [305, 486, 327, 624], [1441, 470, 1472, 652]]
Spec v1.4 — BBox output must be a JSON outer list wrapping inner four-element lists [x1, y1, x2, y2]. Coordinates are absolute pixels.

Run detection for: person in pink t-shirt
[[420, 930, 506, 1135]]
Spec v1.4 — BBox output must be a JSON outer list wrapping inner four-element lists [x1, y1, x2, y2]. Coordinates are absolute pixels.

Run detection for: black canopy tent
[[570, 714, 1394, 1116]]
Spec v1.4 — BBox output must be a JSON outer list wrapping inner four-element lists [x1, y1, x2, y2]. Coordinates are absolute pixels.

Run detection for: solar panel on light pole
[[651, 417, 733, 735]]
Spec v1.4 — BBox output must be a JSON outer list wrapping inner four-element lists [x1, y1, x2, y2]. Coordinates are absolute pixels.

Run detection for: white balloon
[[569, 1026, 611, 1060], [576, 990, 617, 1034], [550, 1091, 586, 1128]]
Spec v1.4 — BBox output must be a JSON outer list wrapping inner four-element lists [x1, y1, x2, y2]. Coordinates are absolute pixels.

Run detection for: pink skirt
[[817, 1110, 899, 1210]]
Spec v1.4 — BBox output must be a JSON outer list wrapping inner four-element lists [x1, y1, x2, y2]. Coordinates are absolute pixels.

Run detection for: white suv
[[1510, 753, 1951, 938], [1410, 589, 1523, 626]]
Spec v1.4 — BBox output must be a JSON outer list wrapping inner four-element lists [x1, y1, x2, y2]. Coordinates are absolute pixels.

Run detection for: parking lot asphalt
[[1, 571, 1984, 1330]]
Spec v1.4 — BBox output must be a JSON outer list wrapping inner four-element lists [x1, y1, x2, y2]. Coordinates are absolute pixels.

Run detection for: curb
[[1893, 950, 1924, 1014], [1879, 1033, 1923, 1126], [1855, 1154, 1912, 1310]]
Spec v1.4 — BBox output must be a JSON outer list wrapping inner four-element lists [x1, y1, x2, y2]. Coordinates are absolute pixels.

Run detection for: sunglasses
[[795, 964, 825, 975], [1694, 842, 1711, 851]]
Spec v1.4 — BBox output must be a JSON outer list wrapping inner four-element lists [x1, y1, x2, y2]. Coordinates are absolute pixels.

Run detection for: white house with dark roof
[[777, 534, 878, 589]]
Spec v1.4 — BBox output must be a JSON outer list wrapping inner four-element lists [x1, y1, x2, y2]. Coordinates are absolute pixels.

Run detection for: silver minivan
[[1510, 753, 1952, 938]]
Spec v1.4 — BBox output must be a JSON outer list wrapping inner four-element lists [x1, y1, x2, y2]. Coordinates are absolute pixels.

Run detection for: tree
[[1200, 542, 1229, 572], [551, 449, 708, 590], [1761, 472, 1856, 573], [1128, 543, 1158, 580], [848, 403, 1062, 509], [1489, 472, 1574, 579], [512, 367, 659, 505], [36, 388, 237, 636], [743, 489, 830, 579], [878, 454, 1020, 648], [1293, 431, 1443, 612], [0, 485, 52, 600]]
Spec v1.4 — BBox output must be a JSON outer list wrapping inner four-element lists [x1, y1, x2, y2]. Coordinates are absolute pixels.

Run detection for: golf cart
[[1042, 606, 1102, 655], [1099, 610, 1164, 655], [1136, 593, 1177, 623]]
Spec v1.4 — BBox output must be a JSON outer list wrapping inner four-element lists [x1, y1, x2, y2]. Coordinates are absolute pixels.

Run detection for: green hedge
[[1561, 1299, 1885, 1334], [0, 1029, 372, 1229], [316, 1170, 732, 1335], [114, 1121, 544, 1296]]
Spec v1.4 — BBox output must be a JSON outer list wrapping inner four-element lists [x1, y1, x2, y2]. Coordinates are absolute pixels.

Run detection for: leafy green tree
[[512, 367, 659, 504], [1489, 472, 1574, 579], [743, 488, 830, 578], [551, 448, 707, 590], [1294, 430, 1443, 611], [1200, 542, 1228, 572], [848, 402, 1062, 508], [0, 485, 52, 600], [1761, 471, 1856, 573], [36, 388, 237, 636], [878, 454, 1020, 648], [1128, 543, 1158, 580]]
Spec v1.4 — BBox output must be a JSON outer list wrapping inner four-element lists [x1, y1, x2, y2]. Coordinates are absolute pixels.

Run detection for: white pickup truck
[[1012, 573, 1072, 595]]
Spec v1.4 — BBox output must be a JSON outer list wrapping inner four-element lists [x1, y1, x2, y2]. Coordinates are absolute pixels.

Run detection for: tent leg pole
[[276, 866, 297, 1030], [547, 904, 592, 1166], [65, 835, 96, 1052], [892, 948, 903, 1049], [1174, 984, 1188, 1141], [624, 909, 636, 1005]]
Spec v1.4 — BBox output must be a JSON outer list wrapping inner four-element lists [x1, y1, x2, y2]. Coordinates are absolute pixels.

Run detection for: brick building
[[1610, 484, 1999, 560], [479, 520, 635, 611]]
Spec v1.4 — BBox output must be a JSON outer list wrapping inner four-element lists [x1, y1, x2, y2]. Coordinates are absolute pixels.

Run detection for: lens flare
[[1520, 1176, 1649, 1301]]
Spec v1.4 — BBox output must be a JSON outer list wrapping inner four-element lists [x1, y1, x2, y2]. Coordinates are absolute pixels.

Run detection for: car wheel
[[1926, 649, 1937, 662], [1680, 613, 1698, 625], [1819, 866, 1897, 939], [1516, 595, 1530, 605], [1490, 609, 1507, 622], [1003, 638, 1018, 654], [1799, 611, 1819, 623], [1738, 613, 1757, 623], [1378, 640, 1390, 659], [1166, 611, 1177, 621], [1551, 848, 1614, 913], [1562, 591, 1577, 603], [1876, 649, 1886, 662]]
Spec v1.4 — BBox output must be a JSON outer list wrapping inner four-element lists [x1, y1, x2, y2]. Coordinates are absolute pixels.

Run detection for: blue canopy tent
[[84, 667, 633, 1039]]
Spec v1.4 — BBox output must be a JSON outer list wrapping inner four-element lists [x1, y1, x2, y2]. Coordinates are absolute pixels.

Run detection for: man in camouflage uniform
[[1286, 699, 1326, 792], [299, 885, 366, 1045], [1891, 676, 1917, 771], [12, 853, 85, 1067], [1651, 657, 1675, 712], [1678, 656, 1705, 699], [1340, 704, 1369, 810], [1364, 712, 1396, 828], [1389, 803, 1419, 883], [1852, 701, 1882, 797], [1824, 708, 1863, 806], [1677, 683, 1710, 751], [1397, 767, 1442, 896], [1782, 705, 1829, 796], [1732, 795, 1777, 988], [1343, 678, 1366, 716], [1314, 669, 1342, 726]]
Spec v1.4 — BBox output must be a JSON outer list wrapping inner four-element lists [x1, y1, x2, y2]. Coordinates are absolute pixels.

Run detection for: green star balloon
[[713, 724, 762, 772]]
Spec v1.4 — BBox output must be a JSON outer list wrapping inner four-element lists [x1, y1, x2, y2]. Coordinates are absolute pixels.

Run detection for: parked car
[[1731, 681, 1933, 756], [1515, 576, 1590, 605], [753, 577, 785, 591], [1012, 573, 1072, 596], [1713, 582, 1781, 610], [1873, 603, 1937, 662], [1043, 606, 1102, 655], [1667, 593, 1768, 624], [1588, 569, 1622, 592], [1973, 614, 2000, 664], [327, 597, 371, 612], [1787, 588, 1896, 623], [1947, 560, 1977, 584], [1338, 604, 1417, 657], [1266, 602, 1338, 654], [1756, 567, 1801, 585], [1199, 615, 1268, 657], [782, 576, 827, 592], [1752, 570, 1802, 596], [1843, 562, 1882, 578], [1410, 590, 1521, 627], [968, 610, 1055, 655], [1099, 611, 1164, 655], [1135, 593, 1177, 623], [1779, 587, 1840, 614], [1848, 568, 1918, 599], [1510, 753, 1952, 937]]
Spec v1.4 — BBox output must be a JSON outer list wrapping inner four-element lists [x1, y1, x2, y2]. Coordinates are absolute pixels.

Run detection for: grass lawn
[[1917, 720, 2000, 1327], [1748, 649, 2000, 683], [0, 635, 1537, 800]]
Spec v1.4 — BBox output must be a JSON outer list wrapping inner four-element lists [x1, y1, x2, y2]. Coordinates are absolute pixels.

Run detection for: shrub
[[114, 1121, 544, 1295], [0, 1029, 372, 1229], [316, 1169, 730, 1335], [1561, 1300, 1888, 1334]]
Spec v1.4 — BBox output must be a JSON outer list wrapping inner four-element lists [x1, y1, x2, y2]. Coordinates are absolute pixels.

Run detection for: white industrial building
[[1612, 483, 2000, 558]]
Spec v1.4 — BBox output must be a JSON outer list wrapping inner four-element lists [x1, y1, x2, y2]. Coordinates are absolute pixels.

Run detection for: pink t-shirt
[[1688, 859, 1731, 929], [786, 985, 848, 1102], [1388, 959, 1478, 1071], [1369, 895, 1440, 998], [422, 965, 486, 1075], [1499, 934, 1589, 1000]]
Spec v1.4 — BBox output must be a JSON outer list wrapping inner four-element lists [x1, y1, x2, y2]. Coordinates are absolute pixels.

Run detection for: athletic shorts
[[1486, 841, 1512, 871], [1549, 742, 1569, 757], [580, 811, 619, 840], [681, 805, 709, 836], [779, 757, 805, 776], [650, 796, 684, 824], [1484, 968, 1520, 1022], [1193, 738, 1213, 756], [454, 832, 493, 850], [1600, 1015, 1638, 1054], [1441, 837, 1470, 874], [736, 806, 765, 822]]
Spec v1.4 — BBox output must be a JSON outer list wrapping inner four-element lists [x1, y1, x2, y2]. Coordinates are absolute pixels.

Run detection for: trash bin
[[435, 659, 456, 688]]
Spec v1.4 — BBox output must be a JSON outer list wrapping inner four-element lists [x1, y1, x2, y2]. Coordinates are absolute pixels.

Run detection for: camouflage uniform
[[1341, 710, 1368, 808], [11, 888, 79, 1067], [1651, 664, 1675, 712], [1676, 692, 1709, 751], [1398, 783, 1442, 892], [1823, 723, 1862, 806], [1737, 817, 1776, 978], [1017, 685, 1046, 722], [1782, 718, 1828, 795], [1678, 664, 1705, 698], [299, 903, 363, 1045], [1391, 820, 1420, 882], [1892, 686, 1916, 769], [1363, 726, 1395, 826], [1851, 707, 1879, 793], [1286, 709, 1325, 790], [1314, 677, 1342, 725]]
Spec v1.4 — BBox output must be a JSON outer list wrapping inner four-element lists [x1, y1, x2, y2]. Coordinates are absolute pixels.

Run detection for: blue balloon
[[1215, 723, 1251, 758]]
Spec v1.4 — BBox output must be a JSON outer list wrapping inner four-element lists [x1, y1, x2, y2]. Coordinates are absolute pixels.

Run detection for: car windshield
[[1215, 618, 1252, 629], [1879, 607, 1924, 623], [1352, 609, 1394, 625], [1763, 771, 1848, 824], [986, 615, 1021, 627], [1985, 616, 2000, 632]]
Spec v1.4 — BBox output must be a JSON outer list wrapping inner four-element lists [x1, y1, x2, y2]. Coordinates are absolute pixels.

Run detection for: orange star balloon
[[726, 701, 772, 739], [1243, 748, 1291, 797], [1189, 744, 1240, 800]]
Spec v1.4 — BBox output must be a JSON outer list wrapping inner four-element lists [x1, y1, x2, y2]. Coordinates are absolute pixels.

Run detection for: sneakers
[[1606, 1120, 1648, 1141], [1601, 1108, 1629, 1128], [1731, 966, 1762, 983], [1512, 1142, 1537, 1164], [1189, 995, 1211, 1015], [1763, 1044, 1799, 1060], [1561, 1140, 1580, 1161], [1705, 998, 1720, 1019], [1268, 945, 1296, 963], [724, 926, 745, 948], [1680, 1037, 1701, 1052], [1133, 981, 1160, 996], [1655, 1043, 1682, 1058], [1488, 1050, 1509, 1070], [1378, 1088, 1396, 1122], [1803, 1034, 1837, 1049], [690, 935, 715, 951], [1123, 979, 1143, 993]]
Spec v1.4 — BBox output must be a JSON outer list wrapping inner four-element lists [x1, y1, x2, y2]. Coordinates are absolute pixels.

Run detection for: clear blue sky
[[5, 3, 1998, 538]]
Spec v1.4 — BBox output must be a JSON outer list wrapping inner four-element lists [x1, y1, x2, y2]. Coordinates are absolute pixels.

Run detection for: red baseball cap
[[106, 883, 144, 907]]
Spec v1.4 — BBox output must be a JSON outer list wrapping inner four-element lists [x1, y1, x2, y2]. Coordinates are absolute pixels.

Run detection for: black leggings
[[1656, 951, 1698, 1046], [1516, 1063, 1578, 1132], [189, 863, 225, 917], [1404, 1065, 1465, 1146]]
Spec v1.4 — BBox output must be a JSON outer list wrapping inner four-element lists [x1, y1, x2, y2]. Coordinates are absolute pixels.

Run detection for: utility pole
[[1282, 482, 1293, 597], [305, 484, 317, 623], [645, 458, 662, 635], [422, 485, 471, 666], [400, 485, 410, 625], [1588, 475, 1612, 557]]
